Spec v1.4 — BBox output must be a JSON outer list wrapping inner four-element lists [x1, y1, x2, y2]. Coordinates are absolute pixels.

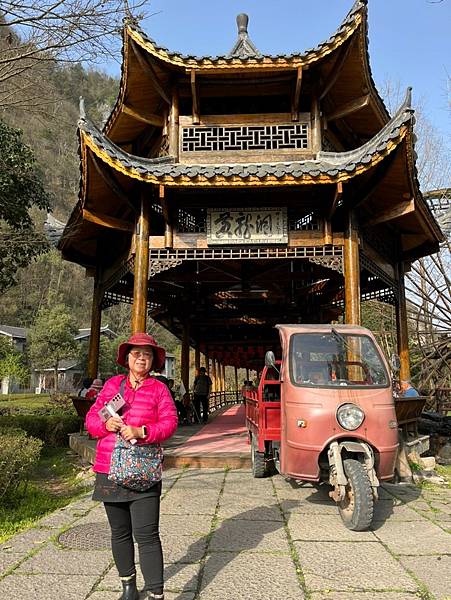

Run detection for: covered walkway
[[70, 404, 251, 470]]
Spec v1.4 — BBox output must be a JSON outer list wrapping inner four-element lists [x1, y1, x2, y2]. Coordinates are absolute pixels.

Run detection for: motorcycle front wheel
[[338, 458, 374, 531]]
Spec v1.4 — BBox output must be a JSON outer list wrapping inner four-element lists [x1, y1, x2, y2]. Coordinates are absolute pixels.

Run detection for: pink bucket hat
[[116, 332, 166, 371], [91, 378, 103, 390]]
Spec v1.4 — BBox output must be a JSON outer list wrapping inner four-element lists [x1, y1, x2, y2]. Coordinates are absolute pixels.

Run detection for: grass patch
[[0, 447, 90, 543], [0, 395, 51, 411], [436, 464, 451, 488]]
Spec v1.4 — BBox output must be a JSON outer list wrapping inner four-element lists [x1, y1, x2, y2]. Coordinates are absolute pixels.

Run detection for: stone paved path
[[0, 468, 450, 599]]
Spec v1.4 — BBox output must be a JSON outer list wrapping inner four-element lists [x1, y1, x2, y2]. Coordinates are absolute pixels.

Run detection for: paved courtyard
[[0, 468, 450, 600]]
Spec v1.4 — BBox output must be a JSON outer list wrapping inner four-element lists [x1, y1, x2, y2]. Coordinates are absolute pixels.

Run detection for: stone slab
[[161, 490, 219, 515], [1, 528, 52, 553], [310, 593, 419, 600], [295, 541, 418, 592], [0, 551, 24, 575], [372, 499, 425, 524], [160, 514, 213, 537], [373, 520, 451, 554], [17, 545, 112, 574], [287, 513, 376, 541], [199, 551, 303, 600], [100, 562, 200, 593], [209, 518, 289, 552], [400, 554, 451, 600], [163, 535, 208, 564], [0, 573, 97, 600], [217, 496, 283, 522]]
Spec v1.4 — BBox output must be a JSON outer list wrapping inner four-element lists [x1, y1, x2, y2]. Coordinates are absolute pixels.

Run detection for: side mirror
[[265, 350, 276, 368], [390, 354, 401, 372]]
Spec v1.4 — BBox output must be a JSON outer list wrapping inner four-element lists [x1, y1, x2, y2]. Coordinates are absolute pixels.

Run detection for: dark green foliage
[[0, 414, 79, 446], [0, 428, 43, 498], [0, 120, 51, 292]]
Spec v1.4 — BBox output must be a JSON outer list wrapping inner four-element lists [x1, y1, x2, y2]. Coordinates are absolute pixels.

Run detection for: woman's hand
[[120, 425, 143, 441], [105, 416, 124, 432]]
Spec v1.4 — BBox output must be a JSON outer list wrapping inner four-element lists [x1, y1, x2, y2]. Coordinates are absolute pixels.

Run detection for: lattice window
[[181, 124, 309, 153], [177, 208, 206, 233], [288, 211, 319, 231]]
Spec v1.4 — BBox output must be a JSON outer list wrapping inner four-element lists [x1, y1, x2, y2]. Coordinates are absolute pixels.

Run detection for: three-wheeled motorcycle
[[245, 324, 399, 531]]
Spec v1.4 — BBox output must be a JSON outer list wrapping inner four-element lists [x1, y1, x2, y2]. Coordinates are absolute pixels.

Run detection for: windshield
[[290, 332, 389, 388]]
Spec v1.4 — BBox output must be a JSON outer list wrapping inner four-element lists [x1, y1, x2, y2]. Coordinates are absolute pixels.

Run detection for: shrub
[[0, 414, 80, 446], [0, 428, 43, 499]]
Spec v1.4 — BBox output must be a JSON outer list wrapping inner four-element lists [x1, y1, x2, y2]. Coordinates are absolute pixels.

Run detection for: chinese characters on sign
[[207, 208, 288, 245]]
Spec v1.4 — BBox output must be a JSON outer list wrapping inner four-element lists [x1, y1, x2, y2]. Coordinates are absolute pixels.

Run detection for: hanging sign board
[[207, 207, 288, 245]]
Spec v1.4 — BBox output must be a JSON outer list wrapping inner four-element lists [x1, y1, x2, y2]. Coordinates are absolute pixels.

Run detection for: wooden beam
[[395, 262, 410, 380], [191, 69, 200, 124], [90, 155, 136, 213], [291, 66, 303, 121], [328, 181, 343, 218], [122, 104, 164, 127], [159, 185, 173, 248], [319, 39, 353, 101], [87, 273, 102, 380], [168, 88, 180, 158], [343, 210, 360, 325], [354, 149, 398, 209], [82, 209, 134, 233], [130, 39, 171, 105], [326, 94, 370, 123], [131, 194, 150, 333], [311, 93, 321, 152], [363, 200, 415, 227]]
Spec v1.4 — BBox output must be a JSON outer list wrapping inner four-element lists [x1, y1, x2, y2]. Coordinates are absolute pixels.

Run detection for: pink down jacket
[[85, 375, 178, 473]]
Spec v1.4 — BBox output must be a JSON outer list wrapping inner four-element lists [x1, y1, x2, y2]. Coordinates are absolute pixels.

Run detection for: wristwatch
[[141, 425, 148, 439]]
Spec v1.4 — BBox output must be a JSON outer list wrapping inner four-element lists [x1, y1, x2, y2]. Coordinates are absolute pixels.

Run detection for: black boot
[[119, 574, 139, 600]]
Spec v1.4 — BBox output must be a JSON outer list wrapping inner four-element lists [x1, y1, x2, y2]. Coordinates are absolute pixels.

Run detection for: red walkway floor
[[166, 404, 250, 467]]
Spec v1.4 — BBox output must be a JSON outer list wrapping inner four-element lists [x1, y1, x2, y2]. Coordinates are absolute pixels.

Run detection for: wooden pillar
[[168, 87, 179, 159], [195, 345, 201, 373], [246, 367, 250, 381], [311, 93, 322, 153], [234, 366, 239, 401], [343, 210, 361, 325], [87, 273, 102, 380], [131, 194, 150, 333], [211, 359, 217, 392], [396, 262, 411, 380], [181, 320, 190, 397]]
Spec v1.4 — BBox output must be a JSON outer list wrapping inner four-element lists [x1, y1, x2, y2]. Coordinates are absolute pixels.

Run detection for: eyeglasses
[[129, 350, 153, 360]]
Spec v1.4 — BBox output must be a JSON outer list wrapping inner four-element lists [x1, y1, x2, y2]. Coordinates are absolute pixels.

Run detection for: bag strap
[[119, 376, 126, 398]]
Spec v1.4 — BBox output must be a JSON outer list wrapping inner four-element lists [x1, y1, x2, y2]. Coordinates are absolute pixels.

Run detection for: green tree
[[0, 336, 29, 391], [77, 336, 126, 380], [28, 303, 78, 392], [0, 120, 51, 292]]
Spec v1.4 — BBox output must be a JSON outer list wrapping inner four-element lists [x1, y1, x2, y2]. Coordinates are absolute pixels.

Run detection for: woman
[[86, 332, 177, 600], [85, 378, 103, 399]]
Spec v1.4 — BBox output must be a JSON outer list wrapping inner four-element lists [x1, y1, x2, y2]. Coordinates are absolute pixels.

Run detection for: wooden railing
[[207, 390, 242, 413]]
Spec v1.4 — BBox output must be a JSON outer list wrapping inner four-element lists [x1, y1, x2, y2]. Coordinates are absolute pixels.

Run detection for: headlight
[[336, 403, 365, 430]]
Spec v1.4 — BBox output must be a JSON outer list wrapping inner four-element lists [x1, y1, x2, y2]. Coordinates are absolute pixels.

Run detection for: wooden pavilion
[[58, 0, 443, 392]]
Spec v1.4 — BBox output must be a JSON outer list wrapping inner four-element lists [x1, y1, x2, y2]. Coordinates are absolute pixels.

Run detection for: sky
[[112, 0, 450, 143]]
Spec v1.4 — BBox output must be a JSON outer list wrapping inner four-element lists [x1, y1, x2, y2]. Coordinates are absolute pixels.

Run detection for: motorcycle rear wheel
[[338, 458, 373, 531]]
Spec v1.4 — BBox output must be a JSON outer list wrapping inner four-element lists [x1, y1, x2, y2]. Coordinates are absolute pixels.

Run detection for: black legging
[[104, 496, 163, 594]]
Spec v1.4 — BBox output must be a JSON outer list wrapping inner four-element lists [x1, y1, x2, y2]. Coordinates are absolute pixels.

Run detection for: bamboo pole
[[131, 193, 150, 333]]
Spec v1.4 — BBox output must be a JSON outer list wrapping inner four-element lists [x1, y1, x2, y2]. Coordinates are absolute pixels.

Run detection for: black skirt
[[92, 472, 162, 503]]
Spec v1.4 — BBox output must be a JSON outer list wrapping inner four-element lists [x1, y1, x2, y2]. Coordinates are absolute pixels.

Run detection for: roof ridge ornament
[[228, 13, 261, 59]]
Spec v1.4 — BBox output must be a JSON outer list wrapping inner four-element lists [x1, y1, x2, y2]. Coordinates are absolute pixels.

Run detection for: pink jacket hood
[[85, 374, 178, 473]]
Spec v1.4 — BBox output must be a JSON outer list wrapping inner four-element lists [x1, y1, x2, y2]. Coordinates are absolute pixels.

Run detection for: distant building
[[0, 324, 118, 394]]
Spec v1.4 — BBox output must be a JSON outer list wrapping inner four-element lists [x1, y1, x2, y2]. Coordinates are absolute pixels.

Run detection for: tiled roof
[[129, 0, 366, 65], [0, 325, 27, 339], [80, 89, 413, 185]]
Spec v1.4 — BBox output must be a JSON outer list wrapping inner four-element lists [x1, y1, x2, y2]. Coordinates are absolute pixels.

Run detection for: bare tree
[[0, 1, 147, 110]]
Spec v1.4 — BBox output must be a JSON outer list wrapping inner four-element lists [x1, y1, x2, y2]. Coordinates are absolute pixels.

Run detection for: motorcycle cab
[[267, 324, 399, 531]]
